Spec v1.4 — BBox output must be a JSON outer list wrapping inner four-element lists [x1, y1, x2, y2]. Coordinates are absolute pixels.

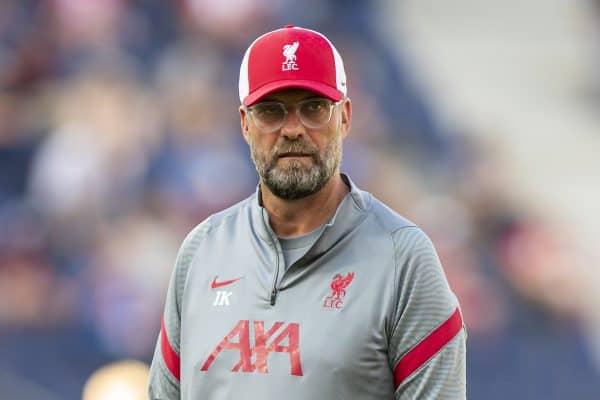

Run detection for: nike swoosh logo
[[211, 276, 243, 289]]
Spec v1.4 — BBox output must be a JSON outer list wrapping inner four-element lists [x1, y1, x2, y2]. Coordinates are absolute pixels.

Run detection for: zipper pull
[[270, 288, 278, 306]]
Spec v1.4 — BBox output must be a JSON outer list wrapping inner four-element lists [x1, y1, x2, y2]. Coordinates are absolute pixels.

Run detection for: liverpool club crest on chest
[[323, 272, 355, 309]]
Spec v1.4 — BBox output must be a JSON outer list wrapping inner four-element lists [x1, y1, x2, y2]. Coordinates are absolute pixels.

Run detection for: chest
[[179, 247, 396, 384]]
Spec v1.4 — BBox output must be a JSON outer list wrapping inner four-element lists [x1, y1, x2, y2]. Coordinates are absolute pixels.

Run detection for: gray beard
[[249, 134, 342, 200]]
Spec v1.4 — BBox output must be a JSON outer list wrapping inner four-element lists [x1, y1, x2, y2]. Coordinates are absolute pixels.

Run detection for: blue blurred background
[[1, 0, 600, 398]]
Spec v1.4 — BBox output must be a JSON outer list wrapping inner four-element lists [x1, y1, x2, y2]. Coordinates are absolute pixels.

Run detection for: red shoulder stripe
[[393, 307, 463, 388], [161, 315, 181, 381]]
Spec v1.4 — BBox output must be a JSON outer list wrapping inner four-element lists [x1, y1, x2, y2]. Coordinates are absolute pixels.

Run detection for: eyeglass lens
[[250, 98, 334, 131]]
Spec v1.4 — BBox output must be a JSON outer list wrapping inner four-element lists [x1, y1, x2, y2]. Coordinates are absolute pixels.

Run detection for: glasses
[[246, 98, 340, 133]]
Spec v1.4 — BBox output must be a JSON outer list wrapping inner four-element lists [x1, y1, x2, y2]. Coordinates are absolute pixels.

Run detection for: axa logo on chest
[[200, 320, 303, 376]]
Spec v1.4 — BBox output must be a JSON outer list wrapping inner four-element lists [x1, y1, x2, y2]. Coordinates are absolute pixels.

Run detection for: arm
[[389, 227, 466, 399], [148, 223, 207, 399], [148, 288, 181, 399]]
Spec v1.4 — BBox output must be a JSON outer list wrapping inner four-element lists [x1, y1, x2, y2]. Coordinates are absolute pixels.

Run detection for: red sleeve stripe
[[161, 315, 181, 381], [393, 307, 463, 388]]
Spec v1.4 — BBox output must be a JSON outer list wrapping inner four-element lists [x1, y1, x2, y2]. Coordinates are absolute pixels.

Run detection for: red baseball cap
[[239, 25, 347, 106]]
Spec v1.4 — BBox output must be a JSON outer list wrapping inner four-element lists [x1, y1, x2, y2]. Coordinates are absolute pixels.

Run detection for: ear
[[340, 97, 352, 139], [239, 106, 250, 144]]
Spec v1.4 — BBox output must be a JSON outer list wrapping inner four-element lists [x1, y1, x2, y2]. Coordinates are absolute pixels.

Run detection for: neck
[[260, 174, 349, 237]]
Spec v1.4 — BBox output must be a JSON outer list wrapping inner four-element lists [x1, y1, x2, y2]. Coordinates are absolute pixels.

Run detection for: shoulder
[[357, 189, 425, 242], [344, 173, 416, 236], [173, 194, 255, 271], [357, 190, 438, 264], [207, 194, 255, 229], [184, 194, 255, 243], [365, 193, 417, 234]]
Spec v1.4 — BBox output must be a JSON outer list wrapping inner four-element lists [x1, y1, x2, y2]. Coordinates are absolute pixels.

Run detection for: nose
[[279, 107, 305, 139]]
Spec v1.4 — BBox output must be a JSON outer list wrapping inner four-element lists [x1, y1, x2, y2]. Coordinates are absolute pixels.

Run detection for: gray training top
[[149, 174, 466, 399]]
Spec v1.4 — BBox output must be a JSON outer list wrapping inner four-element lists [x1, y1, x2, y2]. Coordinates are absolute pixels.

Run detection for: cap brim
[[243, 80, 344, 106]]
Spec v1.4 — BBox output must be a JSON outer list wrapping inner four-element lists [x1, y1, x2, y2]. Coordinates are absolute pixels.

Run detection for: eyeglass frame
[[244, 97, 343, 133]]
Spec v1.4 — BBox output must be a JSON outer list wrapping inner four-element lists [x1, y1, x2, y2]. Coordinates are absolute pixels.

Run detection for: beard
[[249, 133, 342, 200]]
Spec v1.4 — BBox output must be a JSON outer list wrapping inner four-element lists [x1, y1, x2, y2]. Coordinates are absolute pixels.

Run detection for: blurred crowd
[[1, 0, 599, 399]]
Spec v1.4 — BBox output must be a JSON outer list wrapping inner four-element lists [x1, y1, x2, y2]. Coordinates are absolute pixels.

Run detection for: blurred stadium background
[[1, 0, 599, 398]]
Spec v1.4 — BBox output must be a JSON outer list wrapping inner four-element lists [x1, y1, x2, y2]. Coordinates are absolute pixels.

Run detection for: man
[[149, 25, 466, 399]]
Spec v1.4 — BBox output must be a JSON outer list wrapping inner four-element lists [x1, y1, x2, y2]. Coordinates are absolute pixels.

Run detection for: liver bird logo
[[330, 272, 355, 299], [282, 42, 300, 71], [282, 41, 299, 63]]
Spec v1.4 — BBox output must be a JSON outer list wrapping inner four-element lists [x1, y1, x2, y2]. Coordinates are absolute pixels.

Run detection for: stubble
[[249, 133, 342, 200]]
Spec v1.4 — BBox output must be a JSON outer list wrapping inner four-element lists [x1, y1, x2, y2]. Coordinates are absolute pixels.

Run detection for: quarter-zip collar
[[251, 174, 370, 246], [251, 174, 371, 274]]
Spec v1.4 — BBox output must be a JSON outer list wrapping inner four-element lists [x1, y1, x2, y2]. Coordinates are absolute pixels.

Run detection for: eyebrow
[[259, 94, 324, 103]]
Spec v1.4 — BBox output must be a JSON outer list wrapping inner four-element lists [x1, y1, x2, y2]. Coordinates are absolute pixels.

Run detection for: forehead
[[260, 88, 322, 103]]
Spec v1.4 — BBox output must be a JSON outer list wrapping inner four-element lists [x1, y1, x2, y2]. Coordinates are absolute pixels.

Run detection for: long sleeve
[[389, 227, 467, 399], [148, 223, 208, 399]]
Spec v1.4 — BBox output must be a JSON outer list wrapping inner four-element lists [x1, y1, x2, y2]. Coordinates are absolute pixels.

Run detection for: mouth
[[278, 152, 313, 159]]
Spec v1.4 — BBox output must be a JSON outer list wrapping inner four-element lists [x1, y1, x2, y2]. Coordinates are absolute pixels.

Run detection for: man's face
[[240, 89, 351, 200]]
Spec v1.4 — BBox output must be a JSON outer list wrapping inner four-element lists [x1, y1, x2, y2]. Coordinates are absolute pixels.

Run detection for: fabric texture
[[148, 175, 466, 399]]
